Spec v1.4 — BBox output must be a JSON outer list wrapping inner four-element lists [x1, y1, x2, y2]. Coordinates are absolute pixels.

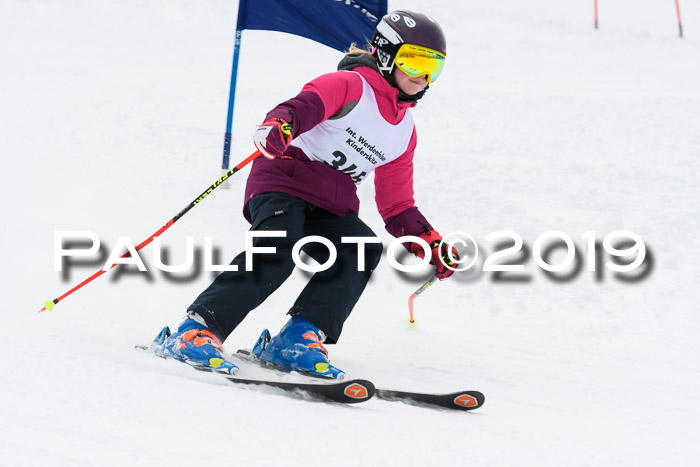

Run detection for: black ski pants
[[187, 192, 383, 344]]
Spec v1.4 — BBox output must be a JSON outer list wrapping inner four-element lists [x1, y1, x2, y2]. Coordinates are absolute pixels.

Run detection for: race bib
[[291, 72, 414, 184]]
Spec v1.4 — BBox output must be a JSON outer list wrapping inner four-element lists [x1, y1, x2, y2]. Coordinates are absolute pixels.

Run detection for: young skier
[[151, 10, 458, 378]]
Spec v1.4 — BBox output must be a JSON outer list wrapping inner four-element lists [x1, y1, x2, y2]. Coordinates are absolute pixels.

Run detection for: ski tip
[[452, 391, 485, 410], [342, 380, 375, 402], [375, 388, 485, 411]]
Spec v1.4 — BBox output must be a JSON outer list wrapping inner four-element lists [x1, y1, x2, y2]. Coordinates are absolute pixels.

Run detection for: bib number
[[326, 150, 368, 184]]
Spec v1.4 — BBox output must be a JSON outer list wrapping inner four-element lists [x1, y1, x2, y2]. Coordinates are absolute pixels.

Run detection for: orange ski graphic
[[453, 394, 479, 408], [344, 383, 370, 399]]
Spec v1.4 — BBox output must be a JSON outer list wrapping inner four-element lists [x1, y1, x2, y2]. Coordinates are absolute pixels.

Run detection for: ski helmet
[[371, 11, 447, 83]]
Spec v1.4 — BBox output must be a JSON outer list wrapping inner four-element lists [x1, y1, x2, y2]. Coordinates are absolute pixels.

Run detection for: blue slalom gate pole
[[221, 28, 243, 172]]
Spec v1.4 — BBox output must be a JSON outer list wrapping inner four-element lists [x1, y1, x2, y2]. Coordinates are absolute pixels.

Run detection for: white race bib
[[291, 72, 414, 184]]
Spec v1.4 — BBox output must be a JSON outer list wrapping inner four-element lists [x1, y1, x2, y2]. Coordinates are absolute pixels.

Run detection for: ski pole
[[594, 0, 599, 30], [39, 149, 263, 313], [407, 275, 439, 328], [674, 0, 684, 38]]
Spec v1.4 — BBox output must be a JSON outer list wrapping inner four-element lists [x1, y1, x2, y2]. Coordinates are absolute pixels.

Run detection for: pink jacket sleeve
[[302, 72, 364, 121], [375, 127, 418, 219], [265, 71, 364, 136], [374, 128, 434, 239]]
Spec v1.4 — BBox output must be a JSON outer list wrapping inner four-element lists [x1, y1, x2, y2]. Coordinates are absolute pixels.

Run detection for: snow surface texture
[[2, 0, 699, 466]]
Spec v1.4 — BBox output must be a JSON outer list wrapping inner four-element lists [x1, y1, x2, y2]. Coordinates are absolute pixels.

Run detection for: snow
[[2, 0, 700, 465]]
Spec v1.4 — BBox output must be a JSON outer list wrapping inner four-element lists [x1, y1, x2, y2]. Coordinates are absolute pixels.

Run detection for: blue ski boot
[[150, 317, 238, 375], [252, 316, 345, 379]]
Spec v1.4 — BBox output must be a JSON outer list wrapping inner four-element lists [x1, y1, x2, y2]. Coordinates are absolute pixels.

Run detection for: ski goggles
[[394, 44, 446, 83]]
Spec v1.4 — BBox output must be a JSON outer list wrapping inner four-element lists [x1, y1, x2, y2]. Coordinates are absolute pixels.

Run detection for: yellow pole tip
[[408, 318, 418, 329]]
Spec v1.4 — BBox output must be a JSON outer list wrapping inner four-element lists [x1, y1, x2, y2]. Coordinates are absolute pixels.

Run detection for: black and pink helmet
[[371, 10, 447, 82]]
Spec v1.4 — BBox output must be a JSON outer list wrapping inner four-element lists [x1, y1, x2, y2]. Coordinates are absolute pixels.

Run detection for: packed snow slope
[[2, 0, 699, 466]]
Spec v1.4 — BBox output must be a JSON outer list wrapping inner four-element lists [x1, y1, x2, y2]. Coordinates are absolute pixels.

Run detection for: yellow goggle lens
[[394, 44, 446, 83]]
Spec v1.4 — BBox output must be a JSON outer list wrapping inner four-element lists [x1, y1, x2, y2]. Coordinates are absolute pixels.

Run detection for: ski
[[375, 388, 485, 411], [137, 344, 483, 410], [236, 348, 485, 411], [135, 344, 374, 404], [211, 371, 375, 404]]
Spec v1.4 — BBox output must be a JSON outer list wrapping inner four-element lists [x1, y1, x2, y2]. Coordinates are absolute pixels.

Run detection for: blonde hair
[[346, 42, 375, 56]]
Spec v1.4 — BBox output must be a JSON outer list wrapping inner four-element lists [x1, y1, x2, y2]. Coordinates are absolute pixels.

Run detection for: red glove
[[254, 118, 293, 160], [409, 230, 459, 280]]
